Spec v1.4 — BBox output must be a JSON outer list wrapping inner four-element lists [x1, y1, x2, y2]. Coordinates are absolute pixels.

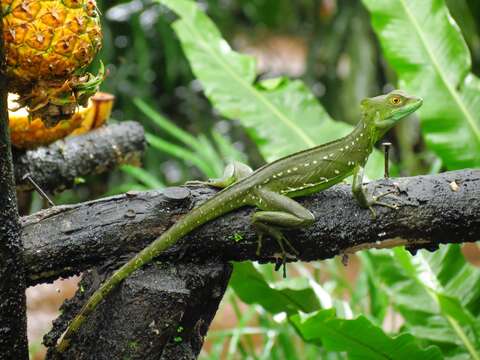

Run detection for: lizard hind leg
[[254, 222, 298, 278], [186, 161, 253, 189], [252, 189, 315, 277]]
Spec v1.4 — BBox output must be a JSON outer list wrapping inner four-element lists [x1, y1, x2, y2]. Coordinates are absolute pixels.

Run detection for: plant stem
[[0, 11, 29, 358]]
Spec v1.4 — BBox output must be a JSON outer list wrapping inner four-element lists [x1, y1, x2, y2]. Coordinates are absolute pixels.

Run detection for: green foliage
[[157, 0, 384, 180], [291, 309, 443, 360], [230, 262, 322, 315], [136, 98, 246, 180], [362, 246, 480, 359], [363, 0, 480, 169], [50, 0, 479, 358]]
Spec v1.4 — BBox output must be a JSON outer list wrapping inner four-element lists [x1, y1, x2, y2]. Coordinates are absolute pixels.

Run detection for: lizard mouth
[[392, 96, 423, 121]]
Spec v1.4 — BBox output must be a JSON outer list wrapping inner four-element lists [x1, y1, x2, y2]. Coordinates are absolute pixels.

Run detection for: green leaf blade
[[158, 0, 384, 179], [230, 262, 321, 316], [363, 0, 480, 169], [291, 309, 443, 360]]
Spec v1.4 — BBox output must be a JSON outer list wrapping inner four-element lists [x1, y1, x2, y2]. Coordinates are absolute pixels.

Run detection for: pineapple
[[2, 0, 103, 126], [9, 91, 114, 149]]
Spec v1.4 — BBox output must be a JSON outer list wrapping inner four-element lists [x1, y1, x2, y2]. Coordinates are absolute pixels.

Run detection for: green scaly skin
[[55, 90, 423, 352]]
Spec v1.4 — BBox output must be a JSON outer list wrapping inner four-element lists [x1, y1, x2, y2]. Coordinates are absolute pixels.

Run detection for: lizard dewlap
[[2, 0, 103, 126]]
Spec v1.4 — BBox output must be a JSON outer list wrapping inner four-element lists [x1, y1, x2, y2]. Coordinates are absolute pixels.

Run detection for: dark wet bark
[[32, 168, 480, 359], [0, 16, 29, 358], [44, 262, 232, 360], [13, 121, 146, 193], [22, 169, 480, 286]]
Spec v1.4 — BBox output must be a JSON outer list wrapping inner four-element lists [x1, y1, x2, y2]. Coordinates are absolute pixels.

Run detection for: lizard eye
[[390, 96, 402, 105]]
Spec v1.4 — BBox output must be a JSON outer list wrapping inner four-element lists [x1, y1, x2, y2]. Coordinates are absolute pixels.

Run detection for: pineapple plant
[[2, 0, 103, 127]]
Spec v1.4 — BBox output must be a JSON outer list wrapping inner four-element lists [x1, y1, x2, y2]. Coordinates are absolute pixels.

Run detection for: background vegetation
[[28, 0, 480, 358]]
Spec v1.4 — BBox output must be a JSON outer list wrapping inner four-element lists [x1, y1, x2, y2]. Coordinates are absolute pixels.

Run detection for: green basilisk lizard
[[56, 89, 422, 352]]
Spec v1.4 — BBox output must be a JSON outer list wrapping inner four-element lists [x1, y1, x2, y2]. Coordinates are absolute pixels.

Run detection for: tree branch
[[0, 13, 29, 357], [22, 169, 480, 286], [44, 262, 232, 360], [13, 121, 146, 192]]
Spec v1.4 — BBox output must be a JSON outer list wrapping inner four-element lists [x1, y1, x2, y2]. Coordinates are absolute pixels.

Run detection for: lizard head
[[361, 90, 423, 140]]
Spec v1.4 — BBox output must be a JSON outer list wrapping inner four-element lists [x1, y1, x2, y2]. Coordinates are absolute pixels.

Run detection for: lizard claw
[[254, 223, 299, 278]]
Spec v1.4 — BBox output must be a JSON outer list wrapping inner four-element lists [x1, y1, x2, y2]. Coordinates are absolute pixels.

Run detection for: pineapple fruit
[[2, 0, 103, 126], [9, 91, 114, 149]]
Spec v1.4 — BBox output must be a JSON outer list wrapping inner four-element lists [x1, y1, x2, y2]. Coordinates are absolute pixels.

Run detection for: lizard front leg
[[352, 165, 399, 218], [251, 188, 315, 276], [187, 161, 253, 188]]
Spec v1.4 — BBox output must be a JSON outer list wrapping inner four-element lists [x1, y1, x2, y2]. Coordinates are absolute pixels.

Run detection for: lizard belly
[[276, 170, 353, 198], [280, 174, 350, 198]]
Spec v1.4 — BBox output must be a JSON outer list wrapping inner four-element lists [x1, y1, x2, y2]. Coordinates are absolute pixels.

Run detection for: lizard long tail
[[56, 186, 244, 353]]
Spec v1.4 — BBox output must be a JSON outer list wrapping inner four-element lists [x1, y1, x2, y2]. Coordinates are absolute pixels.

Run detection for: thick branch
[[44, 262, 232, 360], [0, 14, 29, 357], [13, 121, 146, 192], [22, 169, 480, 286]]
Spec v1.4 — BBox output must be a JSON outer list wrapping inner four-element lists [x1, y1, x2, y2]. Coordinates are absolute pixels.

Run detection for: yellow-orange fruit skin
[[2, 0, 103, 126], [2, 0, 102, 84], [71, 92, 114, 135], [10, 103, 93, 149], [9, 92, 114, 149]]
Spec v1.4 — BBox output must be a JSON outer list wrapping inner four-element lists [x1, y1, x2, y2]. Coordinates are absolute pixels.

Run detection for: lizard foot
[[367, 196, 400, 219], [366, 183, 402, 218], [254, 223, 299, 278]]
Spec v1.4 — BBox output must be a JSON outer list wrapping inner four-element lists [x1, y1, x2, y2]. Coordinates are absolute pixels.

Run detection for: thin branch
[[13, 121, 146, 192], [0, 12, 29, 357], [22, 169, 480, 286]]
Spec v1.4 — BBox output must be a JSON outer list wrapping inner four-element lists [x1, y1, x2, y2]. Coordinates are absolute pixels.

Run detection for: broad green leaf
[[291, 309, 443, 360], [157, 0, 383, 179], [422, 245, 480, 315], [361, 246, 480, 359], [230, 262, 321, 315], [363, 0, 480, 169]]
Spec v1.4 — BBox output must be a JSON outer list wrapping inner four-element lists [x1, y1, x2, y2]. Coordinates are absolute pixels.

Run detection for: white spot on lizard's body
[[293, 167, 298, 171], [313, 160, 318, 164], [334, 170, 340, 174], [323, 156, 328, 160], [304, 163, 310, 167]]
